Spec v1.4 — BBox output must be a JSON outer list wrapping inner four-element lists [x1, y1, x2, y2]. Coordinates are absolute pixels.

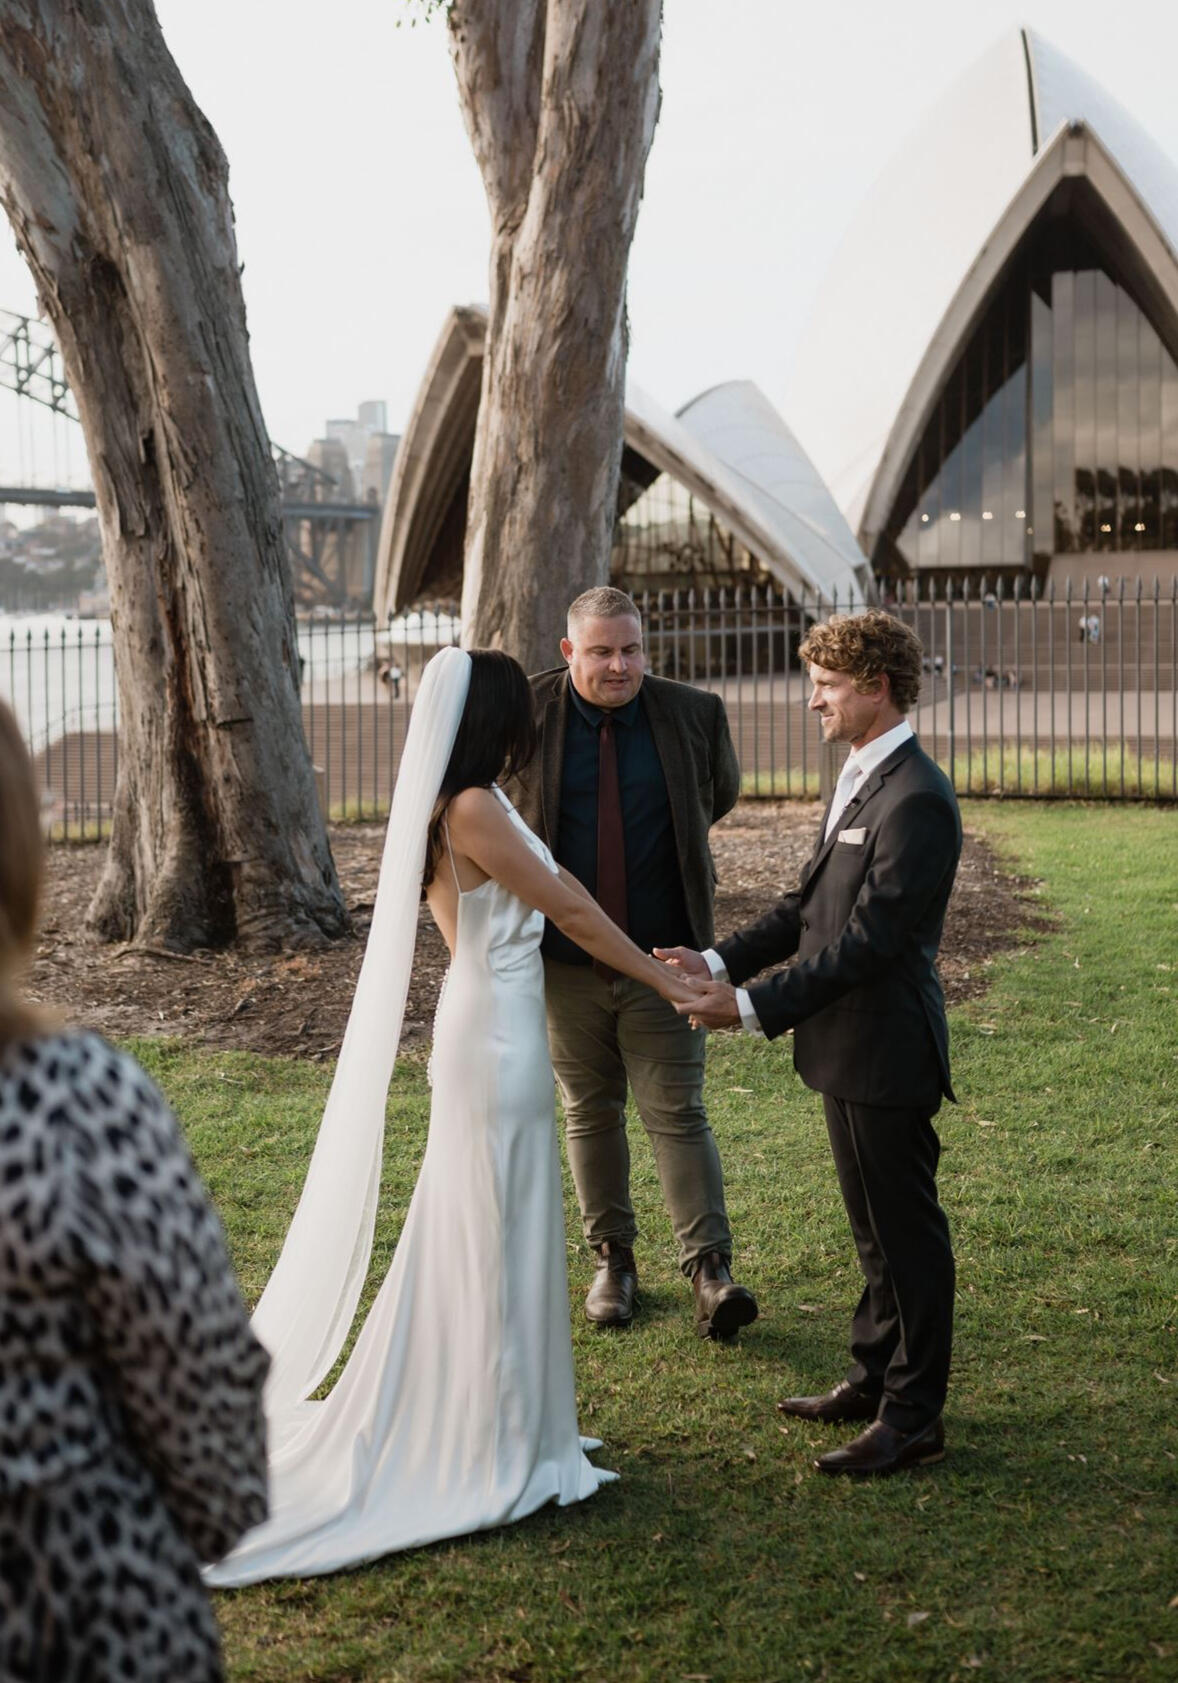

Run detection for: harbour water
[[0, 610, 460, 751], [0, 614, 117, 751]]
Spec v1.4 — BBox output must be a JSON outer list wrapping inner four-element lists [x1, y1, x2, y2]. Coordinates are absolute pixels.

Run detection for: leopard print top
[[0, 1031, 270, 1682]]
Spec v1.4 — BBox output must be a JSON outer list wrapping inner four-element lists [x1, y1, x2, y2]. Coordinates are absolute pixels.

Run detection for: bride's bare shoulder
[[445, 785, 509, 832]]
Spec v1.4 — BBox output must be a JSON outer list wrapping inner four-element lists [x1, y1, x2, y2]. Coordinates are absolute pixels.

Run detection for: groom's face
[[807, 662, 885, 747], [561, 613, 646, 709]]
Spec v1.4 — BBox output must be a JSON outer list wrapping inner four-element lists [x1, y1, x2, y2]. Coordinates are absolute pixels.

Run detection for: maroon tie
[[594, 715, 628, 978]]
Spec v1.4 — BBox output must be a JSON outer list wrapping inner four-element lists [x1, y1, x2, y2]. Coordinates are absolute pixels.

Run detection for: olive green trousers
[[543, 960, 733, 1277]]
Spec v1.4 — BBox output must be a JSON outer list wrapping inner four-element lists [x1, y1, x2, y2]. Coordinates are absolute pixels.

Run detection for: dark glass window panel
[[911, 436, 926, 567], [1116, 285, 1140, 546], [1164, 467, 1178, 549], [940, 434, 964, 567], [919, 424, 940, 567], [960, 335, 984, 569], [1138, 315, 1162, 545], [981, 301, 1006, 563], [1072, 271, 1097, 552], [1095, 273, 1118, 549], [893, 502, 921, 571], [1030, 289, 1054, 562], [1005, 358, 1028, 566], [1005, 278, 1029, 567], [888, 446, 923, 571], [979, 388, 1006, 563], [1052, 272, 1076, 552], [879, 179, 1178, 573], [1162, 352, 1178, 547]]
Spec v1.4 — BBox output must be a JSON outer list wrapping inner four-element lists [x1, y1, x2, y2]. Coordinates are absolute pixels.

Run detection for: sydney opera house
[[374, 27, 1178, 621]]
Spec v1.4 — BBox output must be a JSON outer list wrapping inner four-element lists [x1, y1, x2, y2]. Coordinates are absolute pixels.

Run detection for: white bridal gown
[[207, 789, 613, 1585]]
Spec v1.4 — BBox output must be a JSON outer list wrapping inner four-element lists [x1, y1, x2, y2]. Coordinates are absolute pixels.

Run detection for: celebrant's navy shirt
[[542, 681, 692, 966]]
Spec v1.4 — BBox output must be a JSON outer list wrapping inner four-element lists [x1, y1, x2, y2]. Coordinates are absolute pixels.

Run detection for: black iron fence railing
[[3, 578, 1175, 838]]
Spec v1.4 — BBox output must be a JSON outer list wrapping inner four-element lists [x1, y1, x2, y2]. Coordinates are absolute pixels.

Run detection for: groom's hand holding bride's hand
[[653, 947, 741, 1031], [671, 980, 740, 1031], [652, 945, 711, 979]]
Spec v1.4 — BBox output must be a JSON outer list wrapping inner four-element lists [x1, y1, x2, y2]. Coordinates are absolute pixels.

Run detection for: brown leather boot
[[584, 1241, 637, 1327], [691, 1252, 758, 1340]]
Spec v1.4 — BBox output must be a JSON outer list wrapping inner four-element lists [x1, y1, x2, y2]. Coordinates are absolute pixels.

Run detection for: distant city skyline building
[[321, 400, 397, 501], [360, 429, 399, 506], [288, 405, 400, 605]]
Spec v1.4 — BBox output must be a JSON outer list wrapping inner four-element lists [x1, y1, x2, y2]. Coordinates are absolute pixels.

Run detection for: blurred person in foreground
[[0, 700, 269, 1683], [659, 610, 962, 1478]]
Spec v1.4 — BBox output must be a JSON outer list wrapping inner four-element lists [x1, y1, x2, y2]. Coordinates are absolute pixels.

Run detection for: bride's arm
[[446, 787, 699, 1005]]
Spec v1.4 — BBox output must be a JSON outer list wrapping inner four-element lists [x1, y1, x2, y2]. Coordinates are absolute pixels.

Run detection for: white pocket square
[[837, 827, 867, 844]]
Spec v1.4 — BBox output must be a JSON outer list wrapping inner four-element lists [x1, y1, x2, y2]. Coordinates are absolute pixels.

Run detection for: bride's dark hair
[[423, 648, 537, 887]]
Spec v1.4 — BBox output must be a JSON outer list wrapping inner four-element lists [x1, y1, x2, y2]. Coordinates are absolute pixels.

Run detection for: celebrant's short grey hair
[[567, 587, 641, 630]]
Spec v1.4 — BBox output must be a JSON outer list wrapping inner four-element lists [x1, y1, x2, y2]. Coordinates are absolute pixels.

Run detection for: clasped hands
[[653, 946, 741, 1031]]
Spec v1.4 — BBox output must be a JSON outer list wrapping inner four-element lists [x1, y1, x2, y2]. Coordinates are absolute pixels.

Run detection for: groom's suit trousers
[[716, 736, 961, 1426], [822, 1093, 955, 1430]]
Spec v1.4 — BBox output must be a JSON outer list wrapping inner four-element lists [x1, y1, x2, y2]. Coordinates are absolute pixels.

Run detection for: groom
[[513, 587, 757, 1340], [662, 609, 961, 1477]]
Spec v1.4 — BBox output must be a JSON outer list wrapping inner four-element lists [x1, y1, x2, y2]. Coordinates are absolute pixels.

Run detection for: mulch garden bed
[[29, 803, 1044, 1058]]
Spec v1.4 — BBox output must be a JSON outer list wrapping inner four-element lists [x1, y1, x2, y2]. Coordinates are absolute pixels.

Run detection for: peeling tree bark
[[449, 0, 662, 674], [0, 0, 347, 951]]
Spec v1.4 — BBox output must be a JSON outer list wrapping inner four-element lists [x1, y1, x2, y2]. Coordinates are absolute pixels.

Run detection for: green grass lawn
[[133, 801, 1178, 1682], [743, 747, 1177, 801]]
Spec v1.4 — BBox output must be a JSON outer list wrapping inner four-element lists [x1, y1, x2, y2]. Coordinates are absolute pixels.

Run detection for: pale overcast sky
[[2, 0, 1177, 475]]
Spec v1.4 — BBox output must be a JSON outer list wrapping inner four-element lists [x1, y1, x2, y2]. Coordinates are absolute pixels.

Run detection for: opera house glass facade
[[881, 189, 1178, 580], [611, 455, 767, 589]]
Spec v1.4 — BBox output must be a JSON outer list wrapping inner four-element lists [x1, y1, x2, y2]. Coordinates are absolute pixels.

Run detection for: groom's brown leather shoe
[[585, 1242, 637, 1327], [691, 1252, 758, 1340], [815, 1417, 945, 1478], [776, 1379, 880, 1424]]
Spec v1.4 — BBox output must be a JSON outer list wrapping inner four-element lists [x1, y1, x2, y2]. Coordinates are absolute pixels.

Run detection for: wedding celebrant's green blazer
[[511, 666, 740, 953]]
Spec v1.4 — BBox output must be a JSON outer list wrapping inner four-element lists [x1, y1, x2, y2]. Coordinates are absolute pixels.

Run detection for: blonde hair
[[798, 609, 924, 714], [0, 701, 50, 1046]]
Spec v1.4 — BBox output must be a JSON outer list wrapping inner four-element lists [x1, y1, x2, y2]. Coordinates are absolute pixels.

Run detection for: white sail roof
[[1028, 29, 1178, 256], [374, 309, 868, 618], [676, 381, 868, 601], [787, 28, 1178, 542]]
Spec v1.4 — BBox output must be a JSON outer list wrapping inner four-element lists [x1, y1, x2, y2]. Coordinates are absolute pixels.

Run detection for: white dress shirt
[[704, 719, 915, 1034]]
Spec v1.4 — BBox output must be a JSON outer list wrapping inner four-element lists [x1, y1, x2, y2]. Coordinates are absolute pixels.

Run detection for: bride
[[208, 646, 699, 1584]]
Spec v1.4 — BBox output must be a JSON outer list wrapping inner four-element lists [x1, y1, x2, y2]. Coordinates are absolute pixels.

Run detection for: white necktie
[[824, 752, 861, 840]]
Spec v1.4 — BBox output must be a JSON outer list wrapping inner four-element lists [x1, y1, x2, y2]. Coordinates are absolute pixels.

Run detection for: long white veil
[[252, 645, 472, 1410]]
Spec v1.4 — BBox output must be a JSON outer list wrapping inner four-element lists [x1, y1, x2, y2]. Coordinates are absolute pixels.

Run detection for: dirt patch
[[28, 804, 1044, 1059]]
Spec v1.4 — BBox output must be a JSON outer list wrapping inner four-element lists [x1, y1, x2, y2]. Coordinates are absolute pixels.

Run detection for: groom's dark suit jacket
[[715, 736, 962, 1112], [512, 667, 740, 951]]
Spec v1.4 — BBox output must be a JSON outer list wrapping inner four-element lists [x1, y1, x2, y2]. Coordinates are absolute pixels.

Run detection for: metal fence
[[3, 576, 1175, 837], [632, 578, 1178, 802]]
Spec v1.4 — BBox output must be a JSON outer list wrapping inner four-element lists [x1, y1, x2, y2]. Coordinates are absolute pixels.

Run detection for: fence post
[[945, 585, 956, 791]]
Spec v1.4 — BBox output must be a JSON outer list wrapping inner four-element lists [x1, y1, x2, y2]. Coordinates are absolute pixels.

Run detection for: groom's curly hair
[[798, 609, 924, 713], [423, 650, 537, 888]]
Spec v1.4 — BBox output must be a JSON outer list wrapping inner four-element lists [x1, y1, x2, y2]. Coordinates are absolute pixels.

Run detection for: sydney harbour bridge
[[0, 307, 380, 608]]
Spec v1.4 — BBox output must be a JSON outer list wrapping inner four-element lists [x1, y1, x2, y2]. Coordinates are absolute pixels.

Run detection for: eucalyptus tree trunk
[[448, 0, 662, 674], [0, 0, 347, 950]]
